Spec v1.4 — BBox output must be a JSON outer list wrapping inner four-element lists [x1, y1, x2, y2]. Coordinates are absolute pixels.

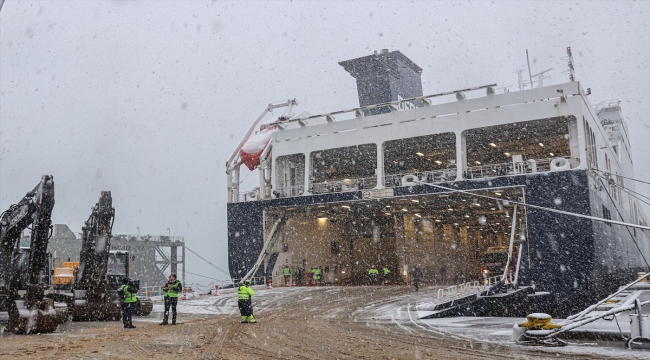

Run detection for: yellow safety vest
[[238, 285, 254, 300]]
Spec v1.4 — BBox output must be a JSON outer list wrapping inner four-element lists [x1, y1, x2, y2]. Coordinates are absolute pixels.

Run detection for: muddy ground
[[0, 286, 642, 359]]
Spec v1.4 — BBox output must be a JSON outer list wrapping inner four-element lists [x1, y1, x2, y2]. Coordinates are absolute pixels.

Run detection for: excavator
[[0, 175, 59, 334], [50, 191, 152, 320]]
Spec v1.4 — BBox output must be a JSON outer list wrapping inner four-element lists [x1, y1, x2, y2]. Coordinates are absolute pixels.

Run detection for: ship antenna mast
[[563, 46, 576, 82]]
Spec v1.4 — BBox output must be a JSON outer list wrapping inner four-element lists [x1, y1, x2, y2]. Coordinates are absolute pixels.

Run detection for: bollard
[[214, 285, 219, 296]]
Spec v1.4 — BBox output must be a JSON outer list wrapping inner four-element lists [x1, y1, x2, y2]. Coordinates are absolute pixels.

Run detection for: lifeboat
[[240, 119, 278, 171]]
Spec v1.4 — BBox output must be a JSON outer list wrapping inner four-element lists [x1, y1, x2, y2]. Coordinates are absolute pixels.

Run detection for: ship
[[226, 48, 650, 316]]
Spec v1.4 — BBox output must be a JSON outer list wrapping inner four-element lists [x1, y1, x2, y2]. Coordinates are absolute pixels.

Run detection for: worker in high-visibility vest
[[119, 278, 137, 329], [382, 266, 391, 285], [368, 266, 379, 285], [283, 265, 291, 286], [314, 266, 322, 285], [237, 279, 256, 323]]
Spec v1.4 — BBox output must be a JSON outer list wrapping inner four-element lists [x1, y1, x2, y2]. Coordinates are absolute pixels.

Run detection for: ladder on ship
[[240, 215, 287, 283]]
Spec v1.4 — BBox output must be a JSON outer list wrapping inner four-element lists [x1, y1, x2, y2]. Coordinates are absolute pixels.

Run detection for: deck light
[[435, 219, 442, 222], [489, 143, 497, 147], [385, 213, 392, 216], [495, 223, 500, 225], [453, 223, 459, 226], [494, 192, 502, 196], [416, 152, 424, 156], [402, 208, 408, 212], [539, 143, 544, 147], [549, 152, 554, 156], [385, 205, 391, 208], [341, 205, 350, 209], [434, 160, 442, 165], [448, 208, 453, 211], [464, 214, 470, 218], [415, 214, 422, 218], [504, 152, 511, 156], [411, 199, 419, 203], [475, 161, 481, 165]]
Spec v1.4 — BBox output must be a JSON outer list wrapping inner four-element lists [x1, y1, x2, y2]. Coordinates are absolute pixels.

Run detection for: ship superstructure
[[226, 49, 649, 315]]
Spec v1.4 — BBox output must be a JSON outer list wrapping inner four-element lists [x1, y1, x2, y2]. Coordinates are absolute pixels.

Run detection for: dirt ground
[[0, 286, 637, 359]]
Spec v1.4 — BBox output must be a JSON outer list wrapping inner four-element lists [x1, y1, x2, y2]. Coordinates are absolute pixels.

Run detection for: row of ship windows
[[275, 116, 574, 195]]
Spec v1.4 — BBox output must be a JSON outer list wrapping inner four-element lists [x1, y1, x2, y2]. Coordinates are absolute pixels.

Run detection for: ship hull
[[227, 169, 648, 315]]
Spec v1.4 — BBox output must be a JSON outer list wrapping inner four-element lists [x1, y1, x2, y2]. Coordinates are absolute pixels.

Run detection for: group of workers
[[119, 262, 428, 330], [367, 266, 391, 285], [119, 273, 182, 329], [282, 265, 323, 286]]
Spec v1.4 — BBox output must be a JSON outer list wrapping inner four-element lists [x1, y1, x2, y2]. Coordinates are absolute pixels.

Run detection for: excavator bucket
[[7, 299, 58, 334]]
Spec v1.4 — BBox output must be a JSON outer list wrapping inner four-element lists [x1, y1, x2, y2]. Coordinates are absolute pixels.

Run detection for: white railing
[[275, 185, 304, 198], [463, 157, 571, 180], [384, 169, 456, 188], [309, 177, 377, 195], [111, 234, 185, 242], [435, 273, 513, 303]]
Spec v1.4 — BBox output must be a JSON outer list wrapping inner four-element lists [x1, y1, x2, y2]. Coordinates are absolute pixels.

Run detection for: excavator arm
[[75, 191, 115, 298], [0, 175, 58, 334]]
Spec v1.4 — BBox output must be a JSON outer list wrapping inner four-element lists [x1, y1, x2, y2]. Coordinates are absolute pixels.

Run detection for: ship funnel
[[339, 50, 424, 115]]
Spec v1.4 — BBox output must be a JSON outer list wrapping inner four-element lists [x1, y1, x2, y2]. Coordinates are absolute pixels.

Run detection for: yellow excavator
[[49, 192, 152, 320]]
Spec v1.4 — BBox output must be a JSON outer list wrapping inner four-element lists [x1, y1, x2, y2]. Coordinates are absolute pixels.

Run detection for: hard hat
[[244, 279, 252, 285]]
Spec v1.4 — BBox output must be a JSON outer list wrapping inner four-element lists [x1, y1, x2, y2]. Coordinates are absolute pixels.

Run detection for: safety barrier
[[435, 273, 513, 303]]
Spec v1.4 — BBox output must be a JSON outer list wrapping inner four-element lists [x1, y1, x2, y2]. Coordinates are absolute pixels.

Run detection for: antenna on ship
[[516, 69, 527, 91], [563, 46, 576, 82], [530, 68, 553, 88]]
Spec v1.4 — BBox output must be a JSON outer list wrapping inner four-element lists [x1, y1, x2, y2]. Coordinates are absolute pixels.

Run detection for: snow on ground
[[162, 285, 649, 358]]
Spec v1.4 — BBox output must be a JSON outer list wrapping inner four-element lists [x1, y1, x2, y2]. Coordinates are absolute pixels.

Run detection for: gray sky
[[1, 0, 649, 285]]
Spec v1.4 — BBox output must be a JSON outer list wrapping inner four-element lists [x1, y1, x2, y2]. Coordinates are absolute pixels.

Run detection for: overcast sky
[[1, 0, 648, 286]]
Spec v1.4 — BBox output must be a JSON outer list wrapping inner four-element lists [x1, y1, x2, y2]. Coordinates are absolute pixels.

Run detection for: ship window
[[463, 116, 572, 178], [275, 154, 305, 198], [383, 133, 457, 187], [309, 144, 377, 193]]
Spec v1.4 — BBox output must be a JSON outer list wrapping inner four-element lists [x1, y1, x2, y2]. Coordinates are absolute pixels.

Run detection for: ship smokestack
[[339, 50, 423, 116]]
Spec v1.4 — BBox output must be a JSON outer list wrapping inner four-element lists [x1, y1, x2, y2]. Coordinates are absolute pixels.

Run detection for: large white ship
[[226, 48, 649, 316]]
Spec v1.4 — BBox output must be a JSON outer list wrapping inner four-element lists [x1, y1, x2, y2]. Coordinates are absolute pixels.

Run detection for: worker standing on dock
[[160, 274, 181, 325], [368, 266, 379, 285], [120, 278, 137, 329], [237, 279, 256, 323], [412, 266, 422, 292], [382, 266, 390, 285], [283, 265, 291, 286]]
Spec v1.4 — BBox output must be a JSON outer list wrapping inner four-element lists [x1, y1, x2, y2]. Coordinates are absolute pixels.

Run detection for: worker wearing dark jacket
[[238, 279, 256, 323], [412, 266, 423, 292], [120, 278, 137, 329], [160, 274, 181, 325]]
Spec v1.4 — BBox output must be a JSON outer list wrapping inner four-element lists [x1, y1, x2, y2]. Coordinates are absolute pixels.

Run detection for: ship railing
[[383, 169, 455, 188], [435, 273, 514, 303], [275, 185, 304, 198], [309, 177, 377, 195], [436, 280, 483, 303], [463, 157, 571, 180]]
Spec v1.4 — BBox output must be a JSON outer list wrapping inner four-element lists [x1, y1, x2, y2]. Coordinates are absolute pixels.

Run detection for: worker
[[308, 267, 315, 285], [382, 266, 391, 285], [314, 266, 322, 285], [294, 267, 303, 286], [412, 266, 423, 292], [237, 279, 256, 323], [368, 266, 379, 285], [283, 265, 291, 286], [160, 273, 182, 325], [120, 278, 137, 329]]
